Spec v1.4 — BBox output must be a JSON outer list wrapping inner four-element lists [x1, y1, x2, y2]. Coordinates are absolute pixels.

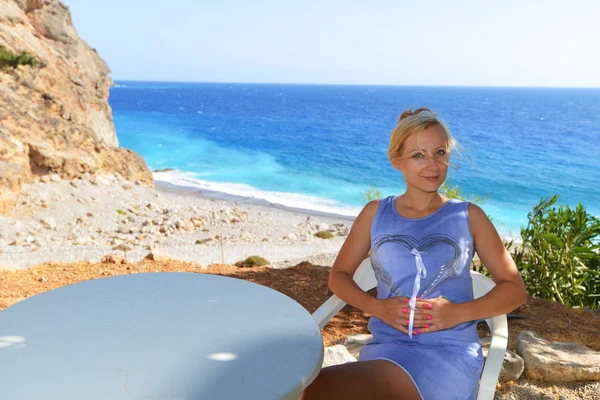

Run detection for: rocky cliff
[[0, 0, 153, 214]]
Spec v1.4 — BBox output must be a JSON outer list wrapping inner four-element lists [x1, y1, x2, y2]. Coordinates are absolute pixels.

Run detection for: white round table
[[0, 272, 324, 399]]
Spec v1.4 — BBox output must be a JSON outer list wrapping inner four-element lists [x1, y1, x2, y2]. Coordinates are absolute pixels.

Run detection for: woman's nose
[[425, 157, 439, 169]]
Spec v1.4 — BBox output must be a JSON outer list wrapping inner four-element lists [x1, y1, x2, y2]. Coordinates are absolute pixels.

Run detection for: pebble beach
[[0, 173, 353, 270]]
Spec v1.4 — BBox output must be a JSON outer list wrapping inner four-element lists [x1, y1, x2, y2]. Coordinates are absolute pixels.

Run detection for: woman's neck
[[397, 190, 446, 212]]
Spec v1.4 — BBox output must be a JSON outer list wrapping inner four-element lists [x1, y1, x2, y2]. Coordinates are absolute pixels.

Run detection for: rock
[[480, 337, 524, 382], [191, 218, 204, 228], [112, 243, 132, 253], [144, 248, 170, 262], [516, 330, 600, 382], [180, 220, 195, 231], [101, 254, 127, 264], [322, 345, 357, 368], [95, 175, 111, 185], [316, 223, 329, 231], [341, 334, 374, 359], [40, 217, 57, 230], [0, 0, 154, 216]]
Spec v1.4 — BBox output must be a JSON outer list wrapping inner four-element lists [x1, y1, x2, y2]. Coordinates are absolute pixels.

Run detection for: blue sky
[[64, 0, 600, 87]]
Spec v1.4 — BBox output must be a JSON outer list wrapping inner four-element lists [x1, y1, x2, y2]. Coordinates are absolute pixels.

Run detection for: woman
[[302, 108, 526, 400]]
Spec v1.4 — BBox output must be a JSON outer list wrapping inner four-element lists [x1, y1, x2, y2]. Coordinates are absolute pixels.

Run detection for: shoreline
[[155, 178, 521, 243], [0, 174, 352, 270], [154, 180, 357, 223]]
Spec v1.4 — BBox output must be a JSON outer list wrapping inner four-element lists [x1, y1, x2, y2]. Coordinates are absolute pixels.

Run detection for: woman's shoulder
[[444, 197, 472, 211], [466, 202, 488, 224], [362, 198, 383, 216]]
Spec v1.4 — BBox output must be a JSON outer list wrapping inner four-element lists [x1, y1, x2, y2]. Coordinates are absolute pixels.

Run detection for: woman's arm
[[328, 200, 380, 316], [460, 203, 527, 321]]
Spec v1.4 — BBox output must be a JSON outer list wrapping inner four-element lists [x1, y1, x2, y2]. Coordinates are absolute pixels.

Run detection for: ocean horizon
[[109, 81, 600, 237]]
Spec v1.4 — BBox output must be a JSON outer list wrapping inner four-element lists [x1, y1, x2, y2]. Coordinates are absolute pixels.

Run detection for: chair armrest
[[478, 314, 508, 400], [312, 295, 347, 330]]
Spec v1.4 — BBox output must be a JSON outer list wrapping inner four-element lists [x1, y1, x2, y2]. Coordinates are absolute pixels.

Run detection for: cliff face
[[0, 0, 153, 214]]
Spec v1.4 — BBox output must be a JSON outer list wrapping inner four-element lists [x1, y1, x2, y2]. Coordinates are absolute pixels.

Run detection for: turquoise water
[[109, 82, 600, 236]]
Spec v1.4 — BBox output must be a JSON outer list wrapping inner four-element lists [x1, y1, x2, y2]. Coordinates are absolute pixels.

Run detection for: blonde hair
[[387, 107, 457, 166]]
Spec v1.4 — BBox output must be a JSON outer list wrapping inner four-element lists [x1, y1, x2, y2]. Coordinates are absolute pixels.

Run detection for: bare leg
[[302, 360, 421, 400]]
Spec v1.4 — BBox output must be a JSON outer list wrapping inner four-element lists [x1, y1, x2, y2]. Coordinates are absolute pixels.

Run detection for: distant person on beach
[[302, 108, 526, 400]]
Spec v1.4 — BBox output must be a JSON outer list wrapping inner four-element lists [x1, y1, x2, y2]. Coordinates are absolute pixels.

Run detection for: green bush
[[234, 255, 270, 268], [439, 179, 490, 205], [0, 47, 38, 71], [360, 184, 382, 203], [512, 195, 600, 308], [314, 230, 334, 239]]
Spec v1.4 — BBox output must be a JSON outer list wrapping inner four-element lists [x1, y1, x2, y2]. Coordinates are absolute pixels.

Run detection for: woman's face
[[393, 124, 449, 193]]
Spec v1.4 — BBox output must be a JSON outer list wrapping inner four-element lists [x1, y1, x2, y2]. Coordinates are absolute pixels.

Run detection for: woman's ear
[[390, 153, 403, 171]]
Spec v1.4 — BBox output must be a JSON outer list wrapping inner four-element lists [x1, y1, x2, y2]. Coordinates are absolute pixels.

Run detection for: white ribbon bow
[[408, 248, 427, 339]]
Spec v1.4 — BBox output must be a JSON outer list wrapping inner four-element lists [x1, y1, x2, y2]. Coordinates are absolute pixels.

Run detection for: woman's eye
[[436, 149, 447, 156], [412, 153, 423, 159]]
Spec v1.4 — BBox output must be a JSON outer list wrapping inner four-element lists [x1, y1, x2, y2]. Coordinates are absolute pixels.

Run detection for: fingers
[[411, 321, 432, 330], [414, 300, 433, 309], [393, 297, 432, 309], [387, 297, 438, 335], [393, 296, 411, 304], [399, 307, 432, 319]]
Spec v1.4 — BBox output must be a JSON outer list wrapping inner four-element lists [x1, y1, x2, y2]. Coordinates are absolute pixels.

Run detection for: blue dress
[[358, 196, 484, 400]]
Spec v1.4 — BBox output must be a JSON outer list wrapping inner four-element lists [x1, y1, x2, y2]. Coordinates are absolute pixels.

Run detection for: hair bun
[[398, 107, 434, 122]]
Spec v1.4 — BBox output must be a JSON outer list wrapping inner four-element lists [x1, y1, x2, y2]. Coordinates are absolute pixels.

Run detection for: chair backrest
[[311, 258, 508, 400]]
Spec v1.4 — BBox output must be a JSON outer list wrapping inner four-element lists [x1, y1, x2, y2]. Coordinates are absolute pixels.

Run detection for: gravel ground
[[0, 173, 352, 270]]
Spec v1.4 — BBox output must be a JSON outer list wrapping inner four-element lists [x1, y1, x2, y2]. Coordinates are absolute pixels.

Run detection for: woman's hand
[[410, 297, 465, 334], [373, 296, 433, 335]]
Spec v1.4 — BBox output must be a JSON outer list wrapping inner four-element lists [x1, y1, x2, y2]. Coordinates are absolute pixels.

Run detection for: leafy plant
[[360, 184, 381, 203], [512, 195, 600, 308], [438, 179, 496, 273], [439, 180, 490, 205], [234, 255, 270, 268], [314, 230, 334, 239], [0, 47, 38, 71], [116, 209, 127, 215]]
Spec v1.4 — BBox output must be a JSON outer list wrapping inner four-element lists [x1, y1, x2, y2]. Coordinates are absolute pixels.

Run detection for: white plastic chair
[[312, 258, 508, 400]]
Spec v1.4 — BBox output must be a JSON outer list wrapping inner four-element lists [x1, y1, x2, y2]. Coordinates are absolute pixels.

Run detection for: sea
[[109, 82, 600, 238]]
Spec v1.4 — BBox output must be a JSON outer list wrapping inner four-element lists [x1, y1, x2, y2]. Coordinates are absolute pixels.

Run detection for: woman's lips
[[423, 176, 438, 182]]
